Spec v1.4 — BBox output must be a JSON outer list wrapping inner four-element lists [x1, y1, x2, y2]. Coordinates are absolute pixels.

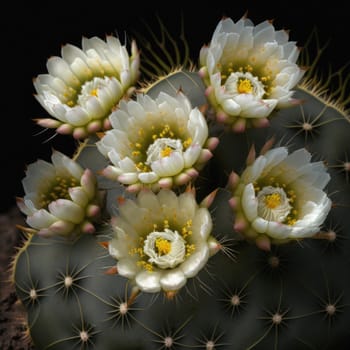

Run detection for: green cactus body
[[13, 14, 350, 350], [13, 67, 350, 349]]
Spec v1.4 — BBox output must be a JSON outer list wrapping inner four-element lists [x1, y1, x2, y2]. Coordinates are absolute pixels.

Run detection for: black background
[[2, 0, 349, 212]]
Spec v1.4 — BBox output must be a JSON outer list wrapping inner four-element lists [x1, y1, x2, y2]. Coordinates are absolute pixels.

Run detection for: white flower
[[33, 35, 140, 139], [16, 150, 103, 238], [199, 16, 305, 131], [96, 91, 219, 192], [108, 188, 219, 294], [228, 145, 332, 250]]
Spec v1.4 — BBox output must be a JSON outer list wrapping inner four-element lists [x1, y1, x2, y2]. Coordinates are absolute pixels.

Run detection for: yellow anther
[[155, 238, 171, 255], [264, 193, 282, 209], [160, 146, 173, 158], [90, 89, 98, 97], [137, 261, 153, 272], [186, 244, 196, 256], [183, 137, 192, 149], [237, 79, 253, 94], [132, 150, 140, 157]]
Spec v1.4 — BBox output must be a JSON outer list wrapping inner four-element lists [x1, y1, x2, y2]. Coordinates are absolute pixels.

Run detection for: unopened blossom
[[96, 91, 219, 192], [16, 150, 103, 238], [199, 16, 305, 132], [108, 188, 219, 294], [33, 35, 140, 139], [228, 145, 332, 250]]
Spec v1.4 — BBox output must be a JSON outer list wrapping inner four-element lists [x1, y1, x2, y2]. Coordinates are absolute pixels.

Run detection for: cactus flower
[[16, 151, 102, 237], [108, 188, 219, 293], [33, 35, 140, 139], [199, 16, 305, 131], [228, 146, 332, 250], [96, 91, 218, 192]]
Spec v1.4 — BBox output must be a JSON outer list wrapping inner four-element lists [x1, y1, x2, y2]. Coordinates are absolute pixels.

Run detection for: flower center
[[264, 192, 282, 209], [225, 71, 266, 98], [39, 176, 79, 209], [237, 78, 253, 94], [155, 238, 171, 255], [143, 229, 186, 269], [78, 77, 112, 105], [257, 186, 292, 223], [146, 138, 183, 165]]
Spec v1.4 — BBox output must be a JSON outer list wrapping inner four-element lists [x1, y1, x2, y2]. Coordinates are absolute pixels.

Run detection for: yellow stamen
[[183, 137, 192, 149], [238, 79, 253, 94], [137, 261, 153, 272], [160, 146, 173, 158], [155, 238, 171, 255], [39, 176, 79, 209], [264, 193, 282, 209], [90, 89, 98, 97], [186, 244, 196, 257]]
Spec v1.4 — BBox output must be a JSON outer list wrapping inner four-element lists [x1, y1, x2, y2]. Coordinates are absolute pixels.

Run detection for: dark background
[[2, 0, 349, 212]]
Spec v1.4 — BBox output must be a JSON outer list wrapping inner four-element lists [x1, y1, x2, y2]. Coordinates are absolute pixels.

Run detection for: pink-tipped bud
[[158, 177, 173, 189], [200, 188, 218, 208], [228, 197, 237, 209], [255, 235, 271, 251], [126, 183, 143, 193], [185, 168, 199, 178], [208, 237, 221, 256], [234, 219, 246, 232], [81, 221, 96, 234], [86, 204, 100, 218], [227, 172, 240, 190], [217, 112, 229, 123], [35, 118, 61, 129], [38, 228, 55, 238], [233, 119, 246, 133], [103, 117, 111, 130], [87, 120, 102, 133], [206, 137, 220, 151], [197, 149, 213, 164], [73, 127, 88, 140], [198, 67, 207, 78], [57, 123, 74, 135], [101, 166, 120, 181], [252, 117, 270, 128], [50, 220, 75, 235], [205, 86, 214, 97], [174, 173, 191, 186], [246, 144, 256, 166], [260, 137, 275, 155], [81, 169, 96, 196]]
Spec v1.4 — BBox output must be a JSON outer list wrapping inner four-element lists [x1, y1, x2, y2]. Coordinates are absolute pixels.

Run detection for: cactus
[[12, 15, 350, 349]]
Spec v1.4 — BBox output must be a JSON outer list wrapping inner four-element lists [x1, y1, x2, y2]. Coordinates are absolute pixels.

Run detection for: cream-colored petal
[[160, 269, 186, 291], [138, 172, 159, 184], [135, 270, 162, 293], [26, 209, 57, 229], [192, 208, 213, 241], [241, 184, 258, 221], [180, 244, 209, 278], [151, 152, 184, 177], [117, 258, 139, 279], [48, 199, 84, 224]]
